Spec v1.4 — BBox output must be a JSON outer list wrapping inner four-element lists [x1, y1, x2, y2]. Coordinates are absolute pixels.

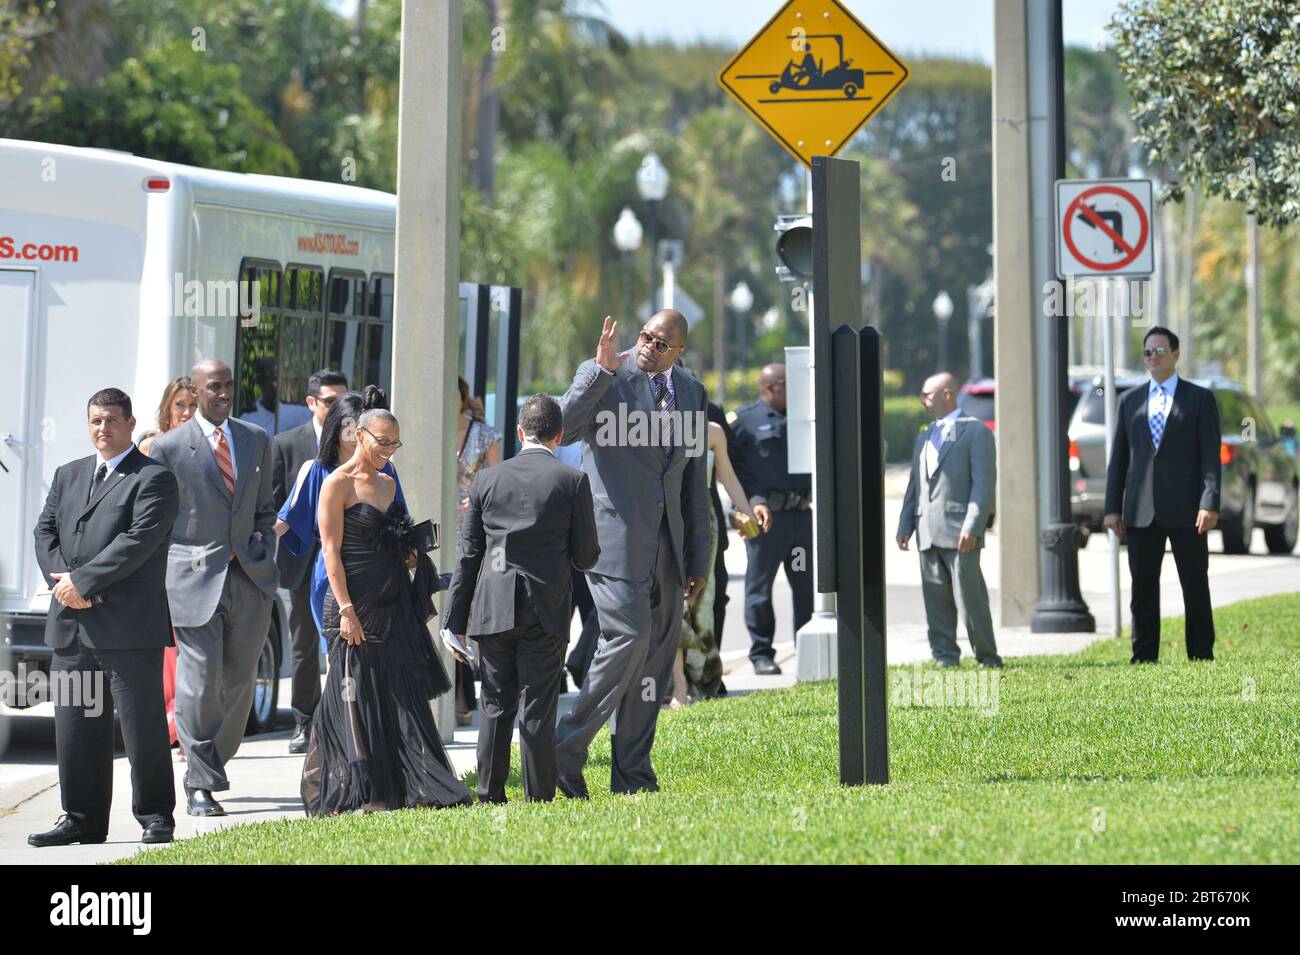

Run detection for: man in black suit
[[445, 394, 600, 802], [272, 368, 348, 754], [1104, 326, 1222, 662], [29, 388, 180, 846]]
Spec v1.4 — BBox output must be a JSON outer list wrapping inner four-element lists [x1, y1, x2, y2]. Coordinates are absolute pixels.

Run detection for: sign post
[[718, 4, 908, 785], [1055, 177, 1155, 637]]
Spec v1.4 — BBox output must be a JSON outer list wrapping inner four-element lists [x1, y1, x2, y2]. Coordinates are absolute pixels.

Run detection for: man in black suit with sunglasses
[[1104, 326, 1221, 662]]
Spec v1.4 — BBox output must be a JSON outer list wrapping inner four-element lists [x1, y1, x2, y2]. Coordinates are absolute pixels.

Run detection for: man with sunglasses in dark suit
[[271, 368, 348, 754], [1104, 326, 1222, 662]]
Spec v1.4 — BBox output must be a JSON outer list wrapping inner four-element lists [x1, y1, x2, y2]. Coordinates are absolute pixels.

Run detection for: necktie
[[213, 427, 236, 495], [88, 463, 107, 503], [1150, 386, 1165, 450], [651, 372, 674, 457]]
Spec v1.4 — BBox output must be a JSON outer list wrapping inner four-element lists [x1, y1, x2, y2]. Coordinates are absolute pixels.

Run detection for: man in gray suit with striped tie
[[149, 359, 278, 817], [553, 310, 710, 797], [895, 372, 1001, 668]]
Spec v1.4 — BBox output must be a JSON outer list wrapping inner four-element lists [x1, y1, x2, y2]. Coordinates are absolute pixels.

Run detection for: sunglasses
[[639, 330, 680, 354], [1143, 346, 1170, 357], [358, 426, 402, 451], [313, 394, 339, 407]]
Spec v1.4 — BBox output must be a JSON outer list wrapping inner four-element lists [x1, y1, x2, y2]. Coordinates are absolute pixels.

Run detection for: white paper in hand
[[439, 628, 475, 664]]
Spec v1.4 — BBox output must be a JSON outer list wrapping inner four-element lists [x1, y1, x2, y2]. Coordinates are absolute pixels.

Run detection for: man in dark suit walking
[[445, 394, 600, 803], [272, 368, 348, 754], [29, 389, 179, 846], [1105, 326, 1222, 662]]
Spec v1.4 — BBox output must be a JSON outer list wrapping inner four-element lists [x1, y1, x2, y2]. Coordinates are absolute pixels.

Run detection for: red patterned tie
[[213, 427, 236, 496]]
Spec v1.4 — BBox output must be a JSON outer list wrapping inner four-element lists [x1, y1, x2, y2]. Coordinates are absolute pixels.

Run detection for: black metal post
[[494, 285, 522, 459], [1032, 0, 1095, 632], [832, 324, 888, 786]]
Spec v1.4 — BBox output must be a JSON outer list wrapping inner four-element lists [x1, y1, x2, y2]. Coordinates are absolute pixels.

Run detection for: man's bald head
[[759, 363, 788, 414], [920, 372, 959, 419], [635, 309, 689, 373], [190, 358, 235, 425]]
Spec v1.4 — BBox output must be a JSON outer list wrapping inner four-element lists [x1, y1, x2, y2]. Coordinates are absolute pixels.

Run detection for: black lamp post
[[636, 152, 669, 314]]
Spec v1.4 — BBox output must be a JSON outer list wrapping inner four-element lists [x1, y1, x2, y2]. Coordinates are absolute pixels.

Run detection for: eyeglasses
[[767, 378, 787, 387], [920, 388, 947, 400], [312, 394, 339, 407], [638, 330, 680, 354], [1143, 346, 1170, 357], [358, 427, 402, 451]]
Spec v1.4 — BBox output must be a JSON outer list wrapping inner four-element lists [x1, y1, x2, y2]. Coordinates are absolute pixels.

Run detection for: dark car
[[1068, 376, 1299, 554]]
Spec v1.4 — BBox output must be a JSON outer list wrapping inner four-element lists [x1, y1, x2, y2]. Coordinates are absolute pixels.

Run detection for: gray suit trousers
[[918, 546, 1001, 666], [173, 561, 273, 791], [555, 518, 683, 793]]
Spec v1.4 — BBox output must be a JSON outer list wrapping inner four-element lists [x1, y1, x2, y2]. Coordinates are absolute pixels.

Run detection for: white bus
[[1, 138, 401, 733]]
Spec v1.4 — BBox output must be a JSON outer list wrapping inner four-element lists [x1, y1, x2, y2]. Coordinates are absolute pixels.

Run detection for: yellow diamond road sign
[[718, 0, 910, 169]]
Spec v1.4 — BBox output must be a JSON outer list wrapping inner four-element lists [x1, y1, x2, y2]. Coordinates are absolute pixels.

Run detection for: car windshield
[[1078, 385, 1138, 424]]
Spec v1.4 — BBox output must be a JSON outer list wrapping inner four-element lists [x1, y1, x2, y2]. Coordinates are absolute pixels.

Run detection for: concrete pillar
[[392, 0, 463, 742], [991, 0, 1041, 626]]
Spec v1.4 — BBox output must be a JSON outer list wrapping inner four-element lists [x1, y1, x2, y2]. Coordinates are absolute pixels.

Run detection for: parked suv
[[1069, 377, 1299, 554]]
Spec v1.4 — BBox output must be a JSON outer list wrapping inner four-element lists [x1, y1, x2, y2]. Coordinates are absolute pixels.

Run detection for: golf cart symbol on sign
[[767, 34, 871, 99], [716, 0, 910, 169]]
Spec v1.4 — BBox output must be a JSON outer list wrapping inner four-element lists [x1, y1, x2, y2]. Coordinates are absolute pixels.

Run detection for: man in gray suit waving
[[896, 372, 1002, 668], [554, 311, 710, 797], [149, 359, 278, 816]]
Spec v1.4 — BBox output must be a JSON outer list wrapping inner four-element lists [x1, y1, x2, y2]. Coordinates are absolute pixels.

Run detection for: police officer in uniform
[[729, 363, 813, 675]]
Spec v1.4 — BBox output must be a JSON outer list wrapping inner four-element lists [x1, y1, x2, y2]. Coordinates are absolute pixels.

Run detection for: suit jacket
[[445, 447, 600, 639], [272, 420, 319, 591], [1104, 378, 1221, 529], [896, 416, 996, 551], [33, 447, 179, 650], [560, 358, 711, 583], [148, 416, 279, 627]]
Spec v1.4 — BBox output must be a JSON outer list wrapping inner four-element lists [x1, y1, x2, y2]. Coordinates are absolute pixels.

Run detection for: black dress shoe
[[186, 789, 227, 817], [752, 657, 782, 676], [288, 724, 310, 755], [557, 773, 589, 801], [28, 815, 107, 848], [141, 821, 175, 844]]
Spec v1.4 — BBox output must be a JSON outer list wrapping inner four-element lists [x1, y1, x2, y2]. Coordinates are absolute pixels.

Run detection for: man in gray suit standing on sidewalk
[[149, 359, 279, 816], [895, 372, 1002, 668], [553, 311, 710, 797]]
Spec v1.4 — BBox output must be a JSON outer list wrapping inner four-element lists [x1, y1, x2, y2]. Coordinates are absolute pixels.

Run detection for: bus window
[[364, 322, 393, 394], [327, 271, 369, 390], [236, 261, 282, 434], [277, 265, 324, 432]]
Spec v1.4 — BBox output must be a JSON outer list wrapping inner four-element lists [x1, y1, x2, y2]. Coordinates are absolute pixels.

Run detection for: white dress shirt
[[194, 410, 237, 479], [925, 408, 961, 478], [95, 445, 135, 475]]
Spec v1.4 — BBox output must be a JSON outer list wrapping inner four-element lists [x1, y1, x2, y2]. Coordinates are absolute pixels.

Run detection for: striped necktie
[[1150, 385, 1166, 450], [651, 372, 674, 457], [213, 427, 236, 496]]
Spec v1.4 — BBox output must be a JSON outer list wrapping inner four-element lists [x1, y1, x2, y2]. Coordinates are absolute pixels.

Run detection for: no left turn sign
[[1055, 178, 1154, 278]]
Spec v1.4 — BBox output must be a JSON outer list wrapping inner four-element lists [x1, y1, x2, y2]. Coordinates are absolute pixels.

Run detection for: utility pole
[[392, 0, 463, 742], [1247, 212, 1261, 396]]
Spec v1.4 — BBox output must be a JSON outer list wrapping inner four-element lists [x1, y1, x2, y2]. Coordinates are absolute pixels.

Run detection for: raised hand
[[596, 316, 630, 373]]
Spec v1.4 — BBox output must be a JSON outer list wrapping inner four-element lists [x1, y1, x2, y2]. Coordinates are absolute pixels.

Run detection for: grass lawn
[[129, 594, 1300, 864]]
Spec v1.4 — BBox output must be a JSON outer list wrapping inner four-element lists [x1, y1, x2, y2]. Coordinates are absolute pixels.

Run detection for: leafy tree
[[1111, 0, 1300, 226], [18, 39, 297, 174]]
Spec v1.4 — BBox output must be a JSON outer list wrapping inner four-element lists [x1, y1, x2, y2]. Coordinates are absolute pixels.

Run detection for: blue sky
[[595, 0, 1122, 63], [328, 1, 1123, 65]]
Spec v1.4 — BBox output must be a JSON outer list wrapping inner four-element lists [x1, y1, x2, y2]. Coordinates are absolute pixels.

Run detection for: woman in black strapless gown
[[302, 411, 471, 815]]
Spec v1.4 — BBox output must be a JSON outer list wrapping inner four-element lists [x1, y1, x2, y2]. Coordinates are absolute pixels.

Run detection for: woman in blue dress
[[275, 387, 405, 635]]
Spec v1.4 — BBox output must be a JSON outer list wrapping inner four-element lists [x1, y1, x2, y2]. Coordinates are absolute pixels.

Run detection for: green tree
[[1111, 0, 1300, 226], [18, 39, 297, 174]]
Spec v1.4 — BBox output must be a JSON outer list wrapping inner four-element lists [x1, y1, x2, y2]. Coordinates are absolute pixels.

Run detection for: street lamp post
[[636, 152, 669, 315], [612, 207, 643, 320], [727, 280, 754, 401], [932, 289, 954, 371]]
